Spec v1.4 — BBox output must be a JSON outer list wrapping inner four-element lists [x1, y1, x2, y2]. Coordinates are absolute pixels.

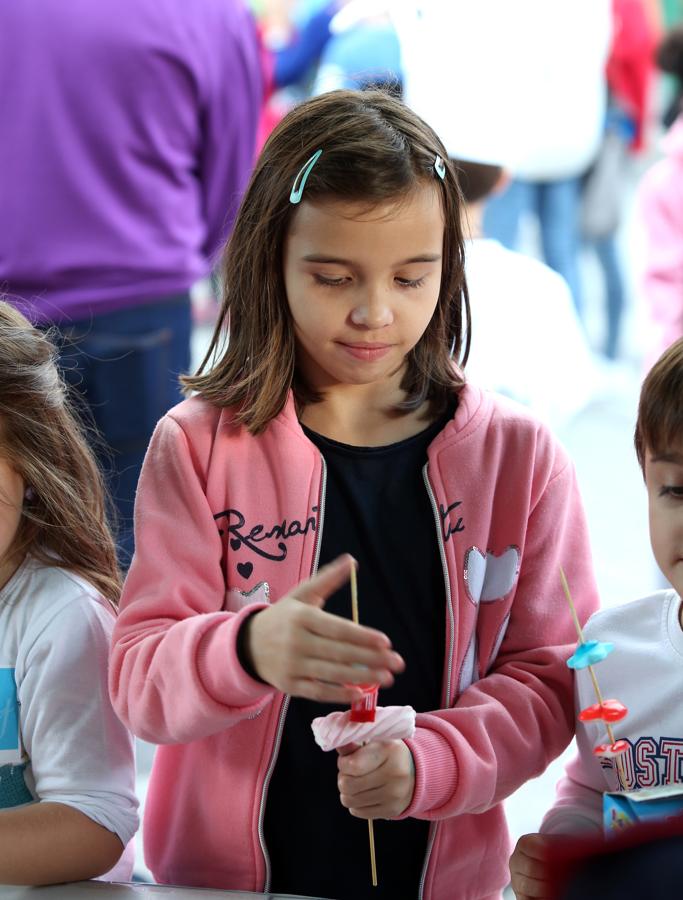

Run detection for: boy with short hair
[[509, 337, 683, 899]]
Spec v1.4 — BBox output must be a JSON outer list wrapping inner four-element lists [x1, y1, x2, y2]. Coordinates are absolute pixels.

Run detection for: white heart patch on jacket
[[464, 546, 519, 605], [225, 580, 271, 612]]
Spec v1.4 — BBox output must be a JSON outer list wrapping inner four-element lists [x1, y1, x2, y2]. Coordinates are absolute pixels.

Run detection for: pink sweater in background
[[639, 114, 683, 370], [109, 383, 599, 900]]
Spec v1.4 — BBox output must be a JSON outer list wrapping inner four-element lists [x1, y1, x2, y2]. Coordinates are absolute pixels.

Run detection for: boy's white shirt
[[0, 556, 138, 879], [541, 589, 683, 835]]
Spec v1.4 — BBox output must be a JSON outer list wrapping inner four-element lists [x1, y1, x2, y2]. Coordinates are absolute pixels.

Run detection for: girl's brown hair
[[183, 89, 470, 433], [0, 302, 121, 605], [635, 337, 683, 472]]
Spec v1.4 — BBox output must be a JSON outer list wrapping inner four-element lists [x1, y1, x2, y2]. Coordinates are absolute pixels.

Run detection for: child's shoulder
[[147, 396, 244, 465], [458, 383, 564, 456], [164, 395, 230, 433], [160, 394, 274, 445], [2, 557, 110, 629], [583, 589, 678, 643], [3, 556, 100, 599], [459, 382, 544, 426]]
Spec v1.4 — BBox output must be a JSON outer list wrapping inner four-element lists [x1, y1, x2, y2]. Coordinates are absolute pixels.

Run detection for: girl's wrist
[[236, 610, 268, 684]]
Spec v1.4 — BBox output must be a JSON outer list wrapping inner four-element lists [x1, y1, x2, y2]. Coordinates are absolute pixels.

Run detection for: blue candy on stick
[[566, 640, 614, 669]]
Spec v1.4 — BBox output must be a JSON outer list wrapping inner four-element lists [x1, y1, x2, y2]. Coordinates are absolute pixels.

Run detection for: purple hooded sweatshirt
[[0, 0, 264, 323]]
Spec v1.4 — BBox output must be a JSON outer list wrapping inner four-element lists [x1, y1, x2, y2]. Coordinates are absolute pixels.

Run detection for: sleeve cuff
[[396, 726, 459, 819], [196, 604, 277, 710], [235, 609, 269, 684]]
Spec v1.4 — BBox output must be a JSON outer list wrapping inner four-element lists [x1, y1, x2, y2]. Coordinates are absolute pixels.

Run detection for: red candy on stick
[[350, 684, 379, 723], [579, 699, 628, 724], [593, 740, 630, 758]]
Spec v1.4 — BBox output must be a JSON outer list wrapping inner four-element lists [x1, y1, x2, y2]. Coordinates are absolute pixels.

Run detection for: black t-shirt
[[264, 406, 453, 900]]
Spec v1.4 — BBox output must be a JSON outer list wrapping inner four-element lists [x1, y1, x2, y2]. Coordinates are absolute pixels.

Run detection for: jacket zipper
[[258, 457, 328, 892], [418, 463, 455, 900]]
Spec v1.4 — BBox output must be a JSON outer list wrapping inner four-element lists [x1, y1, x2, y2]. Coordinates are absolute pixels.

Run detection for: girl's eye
[[659, 485, 683, 499], [396, 276, 426, 289], [313, 274, 348, 287]]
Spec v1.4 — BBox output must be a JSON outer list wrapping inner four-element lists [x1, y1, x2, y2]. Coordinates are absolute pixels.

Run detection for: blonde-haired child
[[0, 302, 138, 884]]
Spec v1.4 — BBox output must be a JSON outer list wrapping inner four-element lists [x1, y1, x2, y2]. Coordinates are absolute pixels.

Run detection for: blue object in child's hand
[[566, 640, 614, 669]]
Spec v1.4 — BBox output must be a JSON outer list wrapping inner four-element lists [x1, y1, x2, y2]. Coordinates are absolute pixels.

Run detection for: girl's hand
[[509, 832, 558, 899], [336, 740, 415, 819], [243, 554, 404, 703]]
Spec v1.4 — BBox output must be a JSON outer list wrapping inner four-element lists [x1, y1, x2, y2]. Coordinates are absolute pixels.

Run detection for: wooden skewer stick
[[559, 567, 626, 786], [350, 562, 360, 628], [350, 563, 378, 888], [367, 818, 378, 888]]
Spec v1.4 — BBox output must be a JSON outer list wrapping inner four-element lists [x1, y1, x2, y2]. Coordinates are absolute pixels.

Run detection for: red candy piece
[[350, 683, 379, 723], [593, 739, 629, 758], [579, 699, 628, 723]]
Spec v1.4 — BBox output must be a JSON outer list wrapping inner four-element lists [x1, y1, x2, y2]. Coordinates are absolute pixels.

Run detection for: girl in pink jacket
[[109, 89, 599, 900]]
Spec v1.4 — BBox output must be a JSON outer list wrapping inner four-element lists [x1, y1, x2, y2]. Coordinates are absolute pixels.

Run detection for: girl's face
[[283, 182, 445, 395], [645, 442, 683, 598], [0, 453, 24, 590]]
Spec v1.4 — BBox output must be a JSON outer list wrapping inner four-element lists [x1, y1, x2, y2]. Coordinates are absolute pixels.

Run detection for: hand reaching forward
[[337, 739, 415, 819], [509, 832, 563, 900], [243, 554, 405, 703]]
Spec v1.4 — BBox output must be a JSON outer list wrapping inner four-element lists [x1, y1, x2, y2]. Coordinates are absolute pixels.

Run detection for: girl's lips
[[337, 342, 393, 361]]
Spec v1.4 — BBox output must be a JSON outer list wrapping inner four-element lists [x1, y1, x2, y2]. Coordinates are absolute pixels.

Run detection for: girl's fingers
[[336, 742, 360, 757], [511, 856, 548, 882], [305, 631, 404, 673], [338, 768, 387, 800], [348, 802, 386, 818], [289, 678, 364, 705], [293, 554, 358, 609], [306, 604, 397, 652], [337, 741, 388, 777], [514, 833, 551, 863], [509, 836, 554, 900], [296, 657, 395, 689], [340, 784, 388, 810]]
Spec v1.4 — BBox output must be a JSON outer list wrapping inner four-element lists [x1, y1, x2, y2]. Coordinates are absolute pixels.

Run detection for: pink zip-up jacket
[[639, 113, 683, 371], [110, 383, 599, 900]]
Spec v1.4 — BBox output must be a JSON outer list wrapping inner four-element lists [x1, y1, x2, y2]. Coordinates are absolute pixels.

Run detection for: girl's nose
[[350, 289, 393, 329]]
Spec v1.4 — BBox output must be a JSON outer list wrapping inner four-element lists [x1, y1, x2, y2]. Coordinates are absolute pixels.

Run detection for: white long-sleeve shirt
[[464, 238, 595, 430], [541, 590, 683, 834], [0, 557, 138, 879]]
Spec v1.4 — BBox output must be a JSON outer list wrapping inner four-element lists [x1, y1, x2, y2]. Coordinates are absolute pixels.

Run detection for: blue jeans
[[590, 234, 625, 359], [56, 293, 192, 566], [483, 176, 583, 316]]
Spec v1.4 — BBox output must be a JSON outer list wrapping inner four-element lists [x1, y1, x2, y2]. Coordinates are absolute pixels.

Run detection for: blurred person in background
[[580, 0, 658, 361], [454, 155, 595, 430], [255, 0, 343, 146], [638, 24, 683, 371], [0, 0, 264, 565], [396, 0, 612, 318], [312, 1, 403, 96]]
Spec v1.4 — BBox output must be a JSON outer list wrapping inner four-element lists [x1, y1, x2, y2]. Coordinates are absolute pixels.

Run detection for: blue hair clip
[[290, 149, 323, 204], [434, 155, 446, 181]]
